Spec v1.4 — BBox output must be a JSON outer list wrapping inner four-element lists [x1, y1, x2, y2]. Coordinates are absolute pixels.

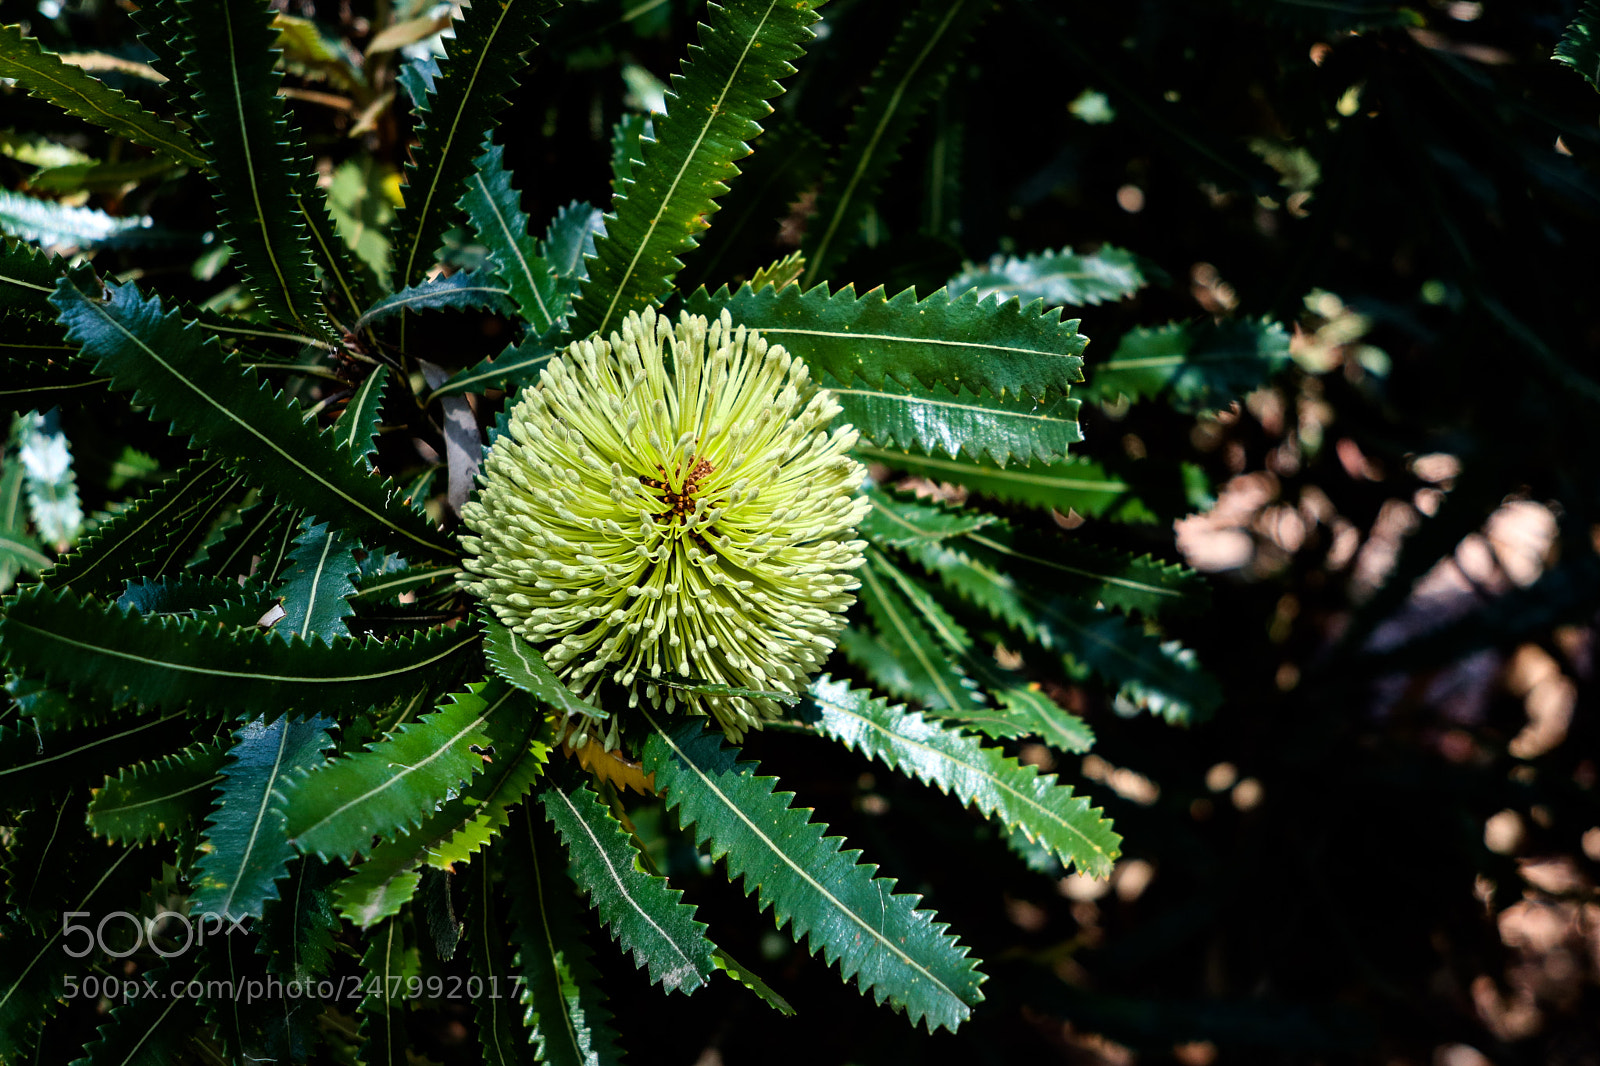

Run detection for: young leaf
[[463, 141, 566, 332], [0, 24, 207, 168], [273, 517, 363, 642], [283, 681, 510, 860], [0, 585, 476, 722], [539, 758, 717, 993], [685, 282, 1085, 402], [1084, 318, 1292, 412], [86, 739, 227, 844], [51, 278, 456, 559], [190, 714, 336, 921], [174, 0, 332, 338], [354, 271, 514, 331], [393, 0, 562, 294], [504, 806, 625, 1066], [572, 0, 822, 336], [947, 246, 1147, 308], [826, 374, 1081, 466], [1555, 1, 1600, 92], [806, 677, 1120, 877], [542, 200, 605, 286], [642, 713, 985, 1032], [802, 0, 989, 285]]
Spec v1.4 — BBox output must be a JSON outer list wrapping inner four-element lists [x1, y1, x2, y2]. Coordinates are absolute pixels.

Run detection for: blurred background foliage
[[3, 0, 1599, 1063]]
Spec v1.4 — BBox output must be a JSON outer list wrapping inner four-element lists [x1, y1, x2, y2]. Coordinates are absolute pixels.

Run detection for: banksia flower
[[461, 307, 870, 743]]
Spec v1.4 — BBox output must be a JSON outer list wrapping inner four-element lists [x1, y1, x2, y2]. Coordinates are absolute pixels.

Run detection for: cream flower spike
[[461, 307, 871, 743]]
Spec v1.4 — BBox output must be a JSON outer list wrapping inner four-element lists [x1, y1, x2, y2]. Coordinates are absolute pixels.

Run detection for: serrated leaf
[[0, 584, 475, 721], [393, 0, 562, 294], [802, 0, 989, 285], [28, 157, 184, 194], [0, 187, 155, 248], [191, 714, 335, 920], [464, 141, 566, 332], [685, 282, 1085, 403], [187, 498, 298, 583], [51, 278, 455, 559], [466, 859, 541, 1066], [354, 270, 514, 331], [542, 200, 604, 285], [827, 373, 1081, 466], [333, 363, 390, 466], [1084, 318, 1292, 412], [429, 332, 559, 400], [1555, 1, 1600, 91], [572, 0, 821, 336], [0, 708, 197, 796], [609, 113, 651, 191], [856, 549, 983, 711], [16, 409, 82, 548], [0, 24, 207, 168], [958, 523, 1207, 617], [283, 681, 511, 859], [482, 612, 605, 729], [273, 517, 363, 642], [860, 448, 1158, 522], [642, 713, 985, 1031], [86, 739, 227, 843], [351, 562, 461, 604], [906, 538, 1220, 723], [713, 949, 796, 1016], [175, 0, 332, 337], [806, 677, 1119, 876], [256, 856, 343, 980], [357, 918, 421, 1066], [504, 805, 624, 1066], [947, 246, 1146, 308], [859, 488, 996, 547], [993, 684, 1094, 754], [0, 239, 96, 319], [539, 758, 716, 993], [114, 573, 272, 622]]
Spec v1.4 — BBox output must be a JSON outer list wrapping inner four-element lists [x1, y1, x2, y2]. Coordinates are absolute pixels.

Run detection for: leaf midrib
[[964, 532, 1184, 600]]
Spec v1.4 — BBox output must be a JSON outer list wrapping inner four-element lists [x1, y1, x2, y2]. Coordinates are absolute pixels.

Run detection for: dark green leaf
[[685, 282, 1085, 402], [191, 714, 335, 920], [273, 517, 363, 642], [642, 713, 985, 1031], [806, 677, 1120, 876], [354, 271, 513, 331], [539, 758, 717, 993], [0, 241, 95, 318], [609, 113, 651, 191], [51, 278, 455, 559], [542, 200, 604, 284], [283, 681, 510, 859], [482, 612, 606, 732], [463, 141, 566, 332], [855, 548, 983, 711], [0, 24, 207, 167], [257, 857, 344, 980], [860, 448, 1158, 522], [175, 0, 332, 337], [86, 739, 227, 843], [947, 246, 1146, 308], [802, 0, 989, 284], [859, 488, 996, 547], [958, 523, 1207, 617], [429, 332, 558, 400], [1084, 318, 1292, 412], [333, 363, 390, 465], [1555, 1, 1600, 92], [828, 373, 1081, 466], [572, 0, 822, 335], [393, 0, 562, 293], [0, 585, 476, 721], [466, 859, 541, 1066], [356, 918, 421, 1066], [351, 562, 462, 604]]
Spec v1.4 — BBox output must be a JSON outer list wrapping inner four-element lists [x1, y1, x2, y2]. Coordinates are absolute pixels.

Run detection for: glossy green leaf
[[807, 677, 1119, 876], [947, 246, 1146, 308], [540, 758, 716, 993], [273, 517, 363, 642], [191, 714, 335, 920], [351, 562, 461, 605], [1084, 318, 1292, 412], [0, 24, 207, 168], [354, 271, 513, 331], [51, 278, 455, 559], [860, 448, 1158, 522], [283, 681, 510, 860], [609, 113, 651, 191], [504, 806, 624, 1066], [40, 457, 235, 596], [1555, 1, 1600, 92], [642, 713, 985, 1031], [393, 0, 562, 293], [572, 0, 821, 336], [802, 0, 989, 285], [542, 200, 604, 287], [482, 612, 606, 730], [463, 141, 566, 332], [993, 684, 1094, 754], [828, 374, 1081, 466], [86, 739, 227, 844], [0, 585, 475, 721], [429, 332, 558, 400], [113, 573, 274, 626], [685, 282, 1085, 402], [423, 705, 549, 869], [174, 0, 331, 337], [859, 489, 995, 547]]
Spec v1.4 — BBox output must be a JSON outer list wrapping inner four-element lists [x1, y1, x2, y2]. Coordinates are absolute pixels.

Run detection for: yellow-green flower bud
[[462, 308, 869, 741]]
